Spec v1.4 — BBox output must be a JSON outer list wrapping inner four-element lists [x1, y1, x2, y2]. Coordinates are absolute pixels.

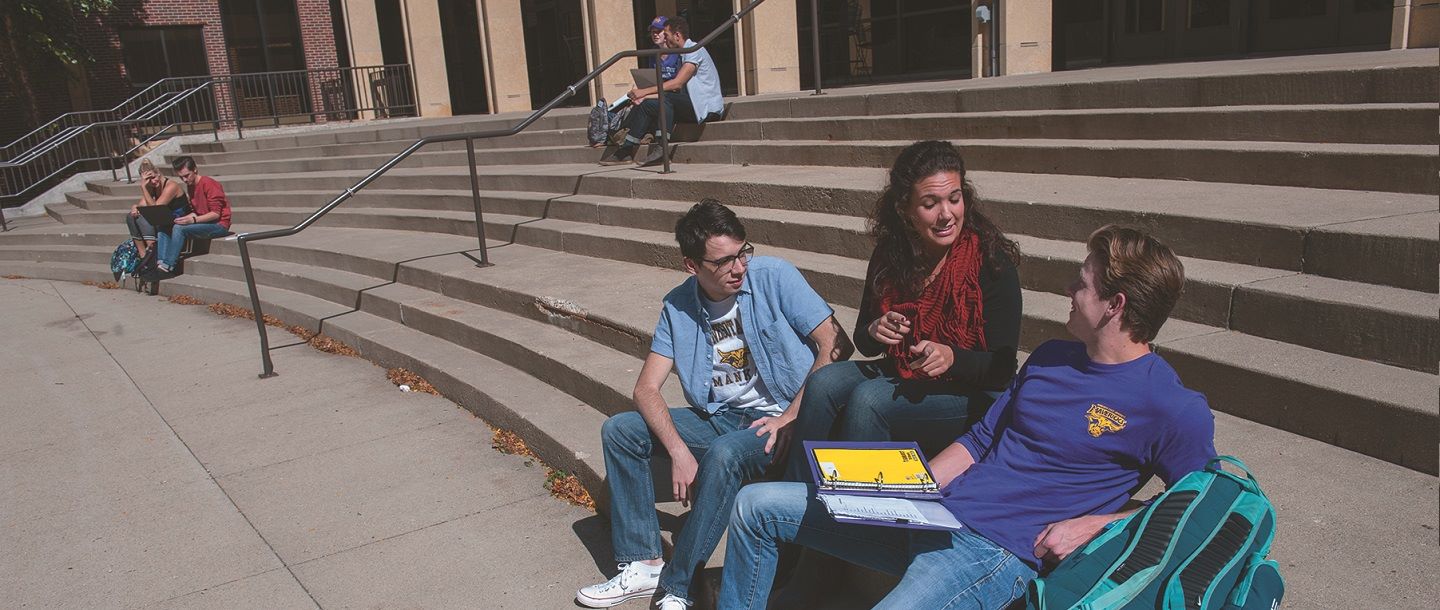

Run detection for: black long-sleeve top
[[853, 251, 1021, 391]]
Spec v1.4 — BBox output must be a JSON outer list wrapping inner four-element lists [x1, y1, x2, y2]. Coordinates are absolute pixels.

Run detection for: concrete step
[[179, 109, 591, 154], [75, 163, 1436, 292], [726, 50, 1438, 121], [164, 137, 1440, 195], [31, 197, 1440, 373], [701, 104, 1438, 145], [148, 272, 614, 505], [0, 244, 112, 265], [164, 225, 1437, 474], [181, 252, 687, 416], [175, 103, 1437, 172]]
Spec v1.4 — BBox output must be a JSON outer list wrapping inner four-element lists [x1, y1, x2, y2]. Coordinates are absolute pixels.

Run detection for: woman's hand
[[867, 311, 911, 345], [906, 340, 954, 378], [129, 205, 141, 218]]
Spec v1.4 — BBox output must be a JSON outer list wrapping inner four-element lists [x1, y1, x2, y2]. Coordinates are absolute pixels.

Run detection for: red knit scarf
[[877, 228, 987, 380]]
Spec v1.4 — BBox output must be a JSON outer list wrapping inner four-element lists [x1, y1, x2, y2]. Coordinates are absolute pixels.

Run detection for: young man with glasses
[[578, 199, 852, 610]]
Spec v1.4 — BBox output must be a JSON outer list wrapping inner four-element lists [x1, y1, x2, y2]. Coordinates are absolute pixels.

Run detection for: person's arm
[[1034, 395, 1217, 566], [1033, 508, 1140, 567], [944, 261, 1022, 388], [628, 62, 697, 102], [632, 352, 699, 506], [749, 316, 852, 458], [180, 178, 229, 225], [929, 441, 977, 488], [853, 254, 892, 357]]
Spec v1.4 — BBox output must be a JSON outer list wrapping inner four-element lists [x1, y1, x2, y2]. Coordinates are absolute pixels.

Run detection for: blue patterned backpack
[[1027, 456, 1283, 610], [111, 240, 140, 281]]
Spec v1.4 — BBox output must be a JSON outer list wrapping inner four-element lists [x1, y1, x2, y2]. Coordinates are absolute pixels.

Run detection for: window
[[1268, 0, 1327, 19], [119, 27, 210, 86], [1125, 0, 1165, 34], [1188, 0, 1230, 28]]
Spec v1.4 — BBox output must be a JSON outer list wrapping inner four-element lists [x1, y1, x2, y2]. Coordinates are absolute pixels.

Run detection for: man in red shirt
[[151, 156, 232, 277]]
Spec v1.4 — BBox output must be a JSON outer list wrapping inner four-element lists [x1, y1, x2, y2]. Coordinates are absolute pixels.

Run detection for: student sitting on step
[[600, 16, 724, 167], [717, 225, 1218, 610], [783, 140, 1023, 482], [148, 156, 232, 279], [124, 159, 190, 260], [576, 200, 852, 610]]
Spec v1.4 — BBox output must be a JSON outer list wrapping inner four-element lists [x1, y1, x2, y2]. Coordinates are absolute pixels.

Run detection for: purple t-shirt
[[944, 340, 1216, 571]]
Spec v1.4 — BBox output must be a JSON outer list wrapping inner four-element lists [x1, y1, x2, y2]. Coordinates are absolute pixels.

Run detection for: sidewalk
[[0, 279, 611, 608]]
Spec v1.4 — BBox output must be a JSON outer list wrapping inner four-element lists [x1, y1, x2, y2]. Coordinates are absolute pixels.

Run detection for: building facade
[[2, 0, 1436, 144]]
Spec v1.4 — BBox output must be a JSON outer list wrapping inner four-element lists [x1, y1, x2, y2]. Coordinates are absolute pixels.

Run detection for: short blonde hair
[[139, 158, 157, 175]]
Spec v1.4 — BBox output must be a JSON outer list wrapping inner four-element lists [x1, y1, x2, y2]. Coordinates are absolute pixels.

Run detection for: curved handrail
[[233, 0, 786, 377]]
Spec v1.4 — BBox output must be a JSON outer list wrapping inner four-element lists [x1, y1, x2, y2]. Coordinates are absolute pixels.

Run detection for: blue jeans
[[156, 222, 228, 268], [601, 406, 776, 602], [719, 482, 1035, 610], [784, 360, 996, 481], [124, 212, 157, 240]]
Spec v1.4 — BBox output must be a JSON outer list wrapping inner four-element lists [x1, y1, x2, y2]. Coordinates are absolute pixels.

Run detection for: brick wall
[[75, 0, 339, 112]]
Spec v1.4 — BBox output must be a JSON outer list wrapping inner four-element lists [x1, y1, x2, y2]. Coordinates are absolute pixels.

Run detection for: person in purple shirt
[[717, 225, 1217, 610]]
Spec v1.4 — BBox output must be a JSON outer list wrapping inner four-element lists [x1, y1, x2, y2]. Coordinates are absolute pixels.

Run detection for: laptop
[[137, 200, 189, 232], [629, 68, 659, 90]]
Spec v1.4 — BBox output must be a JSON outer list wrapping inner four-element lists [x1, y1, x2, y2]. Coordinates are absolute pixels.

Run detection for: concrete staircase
[[2, 50, 1436, 608]]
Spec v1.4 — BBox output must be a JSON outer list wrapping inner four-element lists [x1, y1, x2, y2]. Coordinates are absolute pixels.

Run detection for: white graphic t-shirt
[[703, 294, 780, 415]]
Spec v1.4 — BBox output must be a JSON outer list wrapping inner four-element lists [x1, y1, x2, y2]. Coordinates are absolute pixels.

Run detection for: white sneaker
[[656, 593, 691, 610], [576, 562, 663, 608]]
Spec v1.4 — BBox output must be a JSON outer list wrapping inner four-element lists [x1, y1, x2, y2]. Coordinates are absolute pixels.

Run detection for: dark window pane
[[1188, 0, 1229, 28], [901, 7, 968, 74], [1269, 0, 1327, 19], [1063, 0, 1106, 23], [1125, 0, 1165, 33], [1354, 0, 1389, 11], [120, 29, 168, 85]]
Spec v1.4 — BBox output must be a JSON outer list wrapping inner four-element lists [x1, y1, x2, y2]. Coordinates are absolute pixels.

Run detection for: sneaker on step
[[576, 562, 663, 608], [657, 593, 691, 609]]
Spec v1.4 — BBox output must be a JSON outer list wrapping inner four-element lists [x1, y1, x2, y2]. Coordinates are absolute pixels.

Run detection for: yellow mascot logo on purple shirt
[[1086, 404, 1127, 438]]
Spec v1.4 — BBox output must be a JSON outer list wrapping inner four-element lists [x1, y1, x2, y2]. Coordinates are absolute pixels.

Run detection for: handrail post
[[239, 237, 278, 378], [466, 138, 491, 266], [810, 0, 824, 95], [656, 60, 671, 174]]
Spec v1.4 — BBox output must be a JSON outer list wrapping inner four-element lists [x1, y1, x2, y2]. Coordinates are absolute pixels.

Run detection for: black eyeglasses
[[701, 242, 754, 271]]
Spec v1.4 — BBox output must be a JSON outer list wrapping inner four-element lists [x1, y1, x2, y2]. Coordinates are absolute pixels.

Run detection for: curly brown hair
[[868, 140, 1019, 299]]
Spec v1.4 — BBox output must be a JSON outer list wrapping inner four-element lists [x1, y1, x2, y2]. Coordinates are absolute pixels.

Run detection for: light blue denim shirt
[[679, 39, 725, 122], [651, 256, 833, 414]]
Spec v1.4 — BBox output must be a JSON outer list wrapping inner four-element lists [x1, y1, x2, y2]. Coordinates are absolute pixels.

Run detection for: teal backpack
[[1026, 456, 1283, 610]]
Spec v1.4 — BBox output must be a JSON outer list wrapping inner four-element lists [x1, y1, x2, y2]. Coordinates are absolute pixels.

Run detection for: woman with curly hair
[[784, 140, 1022, 479]]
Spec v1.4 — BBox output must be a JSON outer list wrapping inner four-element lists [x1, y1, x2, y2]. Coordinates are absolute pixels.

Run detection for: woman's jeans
[[784, 360, 997, 481], [719, 482, 1035, 610], [125, 212, 156, 241], [601, 406, 778, 602]]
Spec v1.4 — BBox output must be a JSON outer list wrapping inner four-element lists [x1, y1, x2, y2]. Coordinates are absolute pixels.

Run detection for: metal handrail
[[1, 75, 202, 157], [0, 83, 217, 211], [234, 0, 817, 378]]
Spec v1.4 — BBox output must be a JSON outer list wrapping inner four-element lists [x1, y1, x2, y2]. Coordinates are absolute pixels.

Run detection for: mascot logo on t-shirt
[[718, 347, 750, 369], [1085, 404, 1127, 438]]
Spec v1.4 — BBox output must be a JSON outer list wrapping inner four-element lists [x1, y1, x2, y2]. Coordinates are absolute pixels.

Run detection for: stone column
[[404, 0, 453, 116], [741, 0, 800, 93], [999, 0, 1052, 75], [479, 0, 532, 113], [587, 0, 638, 106], [340, 0, 385, 120], [1395, 0, 1440, 48]]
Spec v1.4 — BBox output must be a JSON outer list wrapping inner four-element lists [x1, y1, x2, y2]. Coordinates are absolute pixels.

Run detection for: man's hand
[[907, 340, 954, 378], [1033, 514, 1116, 567], [626, 87, 647, 104], [867, 311, 911, 345], [175, 214, 195, 226], [748, 414, 795, 462], [670, 450, 699, 507]]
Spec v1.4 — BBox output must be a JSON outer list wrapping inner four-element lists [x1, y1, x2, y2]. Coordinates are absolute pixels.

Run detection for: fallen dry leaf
[[385, 368, 440, 395]]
